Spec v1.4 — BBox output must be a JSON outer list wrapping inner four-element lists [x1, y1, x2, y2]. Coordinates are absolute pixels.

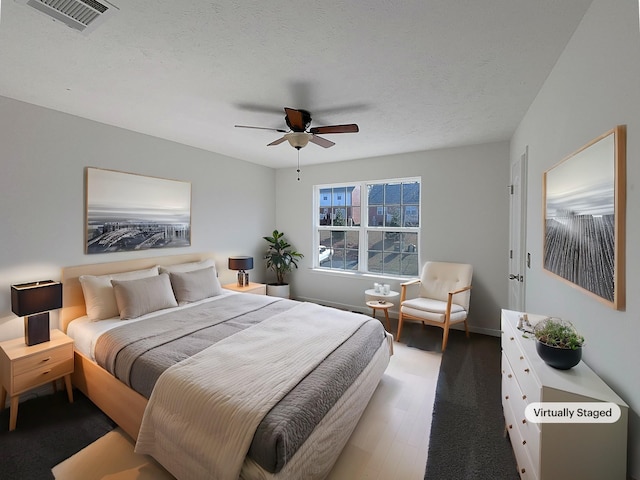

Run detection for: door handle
[[509, 274, 523, 282]]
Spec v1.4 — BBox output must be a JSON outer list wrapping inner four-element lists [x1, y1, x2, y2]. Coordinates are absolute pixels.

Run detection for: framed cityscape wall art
[[85, 167, 191, 254], [543, 125, 626, 310]]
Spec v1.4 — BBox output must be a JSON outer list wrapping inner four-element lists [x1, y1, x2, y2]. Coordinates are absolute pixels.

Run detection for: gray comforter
[[94, 294, 385, 473]]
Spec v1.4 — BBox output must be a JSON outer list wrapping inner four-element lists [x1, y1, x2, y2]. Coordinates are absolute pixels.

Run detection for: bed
[[60, 253, 392, 480]]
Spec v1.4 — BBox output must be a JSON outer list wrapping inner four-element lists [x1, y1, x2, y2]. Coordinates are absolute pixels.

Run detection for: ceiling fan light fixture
[[285, 132, 311, 149]]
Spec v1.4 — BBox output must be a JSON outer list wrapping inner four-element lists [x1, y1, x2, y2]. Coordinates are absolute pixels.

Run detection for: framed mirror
[[543, 125, 626, 310]]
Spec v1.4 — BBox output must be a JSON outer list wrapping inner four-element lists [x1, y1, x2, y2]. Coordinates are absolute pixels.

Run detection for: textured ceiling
[[0, 0, 592, 168]]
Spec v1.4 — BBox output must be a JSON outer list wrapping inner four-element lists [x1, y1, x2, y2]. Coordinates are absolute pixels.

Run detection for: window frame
[[313, 176, 421, 277]]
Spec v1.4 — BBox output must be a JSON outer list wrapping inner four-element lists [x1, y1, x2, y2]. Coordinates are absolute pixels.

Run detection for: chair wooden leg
[[464, 319, 470, 338], [396, 312, 404, 342], [441, 326, 450, 352]]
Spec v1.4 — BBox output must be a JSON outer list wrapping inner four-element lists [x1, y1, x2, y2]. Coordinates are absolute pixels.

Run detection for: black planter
[[536, 341, 582, 370]]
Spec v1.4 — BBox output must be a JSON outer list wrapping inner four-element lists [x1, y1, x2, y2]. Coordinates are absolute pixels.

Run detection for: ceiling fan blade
[[284, 107, 309, 132], [235, 125, 287, 133], [267, 136, 288, 146], [309, 135, 335, 148], [234, 103, 284, 115], [309, 124, 359, 135]]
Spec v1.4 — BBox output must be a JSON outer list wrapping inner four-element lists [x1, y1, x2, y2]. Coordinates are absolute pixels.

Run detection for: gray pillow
[[79, 266, 160, 321], [169, 266, 223, 304], [111, 273, 178, 320]]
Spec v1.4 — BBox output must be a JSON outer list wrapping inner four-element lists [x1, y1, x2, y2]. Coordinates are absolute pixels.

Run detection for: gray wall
[[0, 96, 276, 340], [511, 0, 640, 476], [274, 141, 510, 335]]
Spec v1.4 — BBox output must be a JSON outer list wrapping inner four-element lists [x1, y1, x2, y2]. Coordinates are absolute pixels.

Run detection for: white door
[[508, 148, 527, 311]]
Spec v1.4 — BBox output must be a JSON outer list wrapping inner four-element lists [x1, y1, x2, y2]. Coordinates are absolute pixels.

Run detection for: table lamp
[[228, 256, 253, 287], [11, 280, 63, 346]]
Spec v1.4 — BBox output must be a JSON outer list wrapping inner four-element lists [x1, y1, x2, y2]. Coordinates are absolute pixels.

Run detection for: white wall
[[511, 0, 640, 476], [0, 96, 275, 341], [274, 141, 510, 334]]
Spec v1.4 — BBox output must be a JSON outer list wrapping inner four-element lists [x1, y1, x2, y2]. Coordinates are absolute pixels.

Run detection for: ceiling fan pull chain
[[297, 149, 301, 181]]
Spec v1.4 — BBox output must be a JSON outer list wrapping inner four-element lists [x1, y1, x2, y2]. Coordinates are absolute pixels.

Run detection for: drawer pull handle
[[522, 419, 527, 424], [505, 395, 509, 400], [522, 440, 527, 445], [521, 468, 526, 474], [41, 357, 52, 363], [510, 337, 514, 341], [507, 374, 512, 378], [519, 355, 524, 360], [41, 370, 52, 375], [522, 395, 527, 400], [508, 424, 512, 429], [524, 368, 530, 373]]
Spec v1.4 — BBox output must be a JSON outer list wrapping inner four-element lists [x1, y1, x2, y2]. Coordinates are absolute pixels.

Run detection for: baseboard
[[296, 295, 502, 338]]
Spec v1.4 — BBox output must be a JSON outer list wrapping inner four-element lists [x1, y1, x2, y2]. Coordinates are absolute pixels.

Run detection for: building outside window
[[315, 178, 420, 276]]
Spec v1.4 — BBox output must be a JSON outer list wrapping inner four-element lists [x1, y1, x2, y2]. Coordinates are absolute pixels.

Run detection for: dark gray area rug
[[0, 390, 115, 480], [0, 324, 519, 480], [403, 324, 519, 480]]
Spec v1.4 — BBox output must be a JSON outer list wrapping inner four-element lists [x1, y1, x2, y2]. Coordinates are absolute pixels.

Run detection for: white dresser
[[501, 309, 628, 480]]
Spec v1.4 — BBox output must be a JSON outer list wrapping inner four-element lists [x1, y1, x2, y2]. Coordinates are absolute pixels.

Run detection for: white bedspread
[[134, 301, 369, 480]]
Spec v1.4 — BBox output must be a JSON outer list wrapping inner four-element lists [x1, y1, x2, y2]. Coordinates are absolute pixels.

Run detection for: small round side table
[[366, 300, 393, 331], [364, 288, 399, 304]]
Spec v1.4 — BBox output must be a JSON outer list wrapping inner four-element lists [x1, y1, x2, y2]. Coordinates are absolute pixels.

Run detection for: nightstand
[[0, 329, 74, 431], [223, 282, 267, 295]]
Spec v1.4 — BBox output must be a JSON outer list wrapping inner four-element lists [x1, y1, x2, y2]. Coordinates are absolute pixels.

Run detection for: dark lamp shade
[[228, 256, 254, 271], [11, 280, 63, 317]]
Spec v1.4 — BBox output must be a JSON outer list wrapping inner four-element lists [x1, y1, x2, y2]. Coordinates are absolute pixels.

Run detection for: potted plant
[[263, 229, 304, 298], [533, 317, 584, 370]]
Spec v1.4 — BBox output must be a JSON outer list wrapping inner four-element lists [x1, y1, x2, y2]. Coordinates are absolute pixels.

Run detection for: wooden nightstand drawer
[[13, 343, 73, 376], [13, 357, 74, 393], [1, 329, 75, 430]]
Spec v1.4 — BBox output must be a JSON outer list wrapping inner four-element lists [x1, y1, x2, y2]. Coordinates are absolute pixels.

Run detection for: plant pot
[[536, 341, 582, 370], [266, 283, 290, 298]]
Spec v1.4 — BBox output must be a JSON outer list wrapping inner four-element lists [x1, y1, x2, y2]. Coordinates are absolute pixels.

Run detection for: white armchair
[[396, 261, 473, 351]]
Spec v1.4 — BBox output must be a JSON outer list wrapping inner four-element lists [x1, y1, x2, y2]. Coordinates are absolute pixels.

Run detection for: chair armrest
[[445, 285, 472, 317], [400, 278, 421, 302], [448, 285, 472, 296]]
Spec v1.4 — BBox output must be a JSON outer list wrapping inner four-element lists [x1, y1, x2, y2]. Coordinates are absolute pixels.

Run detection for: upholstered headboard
[[59, 252, 216, 332]]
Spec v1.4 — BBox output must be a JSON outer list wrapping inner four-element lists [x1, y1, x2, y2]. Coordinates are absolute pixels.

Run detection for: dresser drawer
[[502, 355, 541, 429], [501, 309, 629, 480], [503, 389, 539, 480], [12, 343, 73, 376], [13, 357, 73, 393], [502, 324, 541, 404]]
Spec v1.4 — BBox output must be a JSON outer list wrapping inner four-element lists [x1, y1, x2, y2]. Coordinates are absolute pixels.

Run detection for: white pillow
[[159, 258, 216, 275], [111, 273, 178, 320], [169, 267, 223, 304], [79, 266, 159, 321]]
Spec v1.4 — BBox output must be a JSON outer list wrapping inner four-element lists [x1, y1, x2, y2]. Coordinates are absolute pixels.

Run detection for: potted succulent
[[533, 317, 584, 370], [263, 229, 304, 298]]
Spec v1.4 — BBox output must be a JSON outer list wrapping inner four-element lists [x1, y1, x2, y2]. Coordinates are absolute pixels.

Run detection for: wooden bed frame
[[60, 252, 392, 479], [60, 252, 216, 439]]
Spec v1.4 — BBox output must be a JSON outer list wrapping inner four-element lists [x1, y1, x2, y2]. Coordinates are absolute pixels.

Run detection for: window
[[315, 178, 420, 276]]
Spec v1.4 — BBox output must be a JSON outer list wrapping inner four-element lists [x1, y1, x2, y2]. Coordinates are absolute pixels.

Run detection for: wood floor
[[52, 342, 441, 480]]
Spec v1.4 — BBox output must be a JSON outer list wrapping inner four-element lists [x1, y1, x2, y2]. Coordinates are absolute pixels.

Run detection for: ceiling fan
[[235, 107, 359, 150]]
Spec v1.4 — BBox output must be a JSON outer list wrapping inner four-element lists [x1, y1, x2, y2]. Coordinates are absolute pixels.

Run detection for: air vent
[[15, 0, 119, 34]]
